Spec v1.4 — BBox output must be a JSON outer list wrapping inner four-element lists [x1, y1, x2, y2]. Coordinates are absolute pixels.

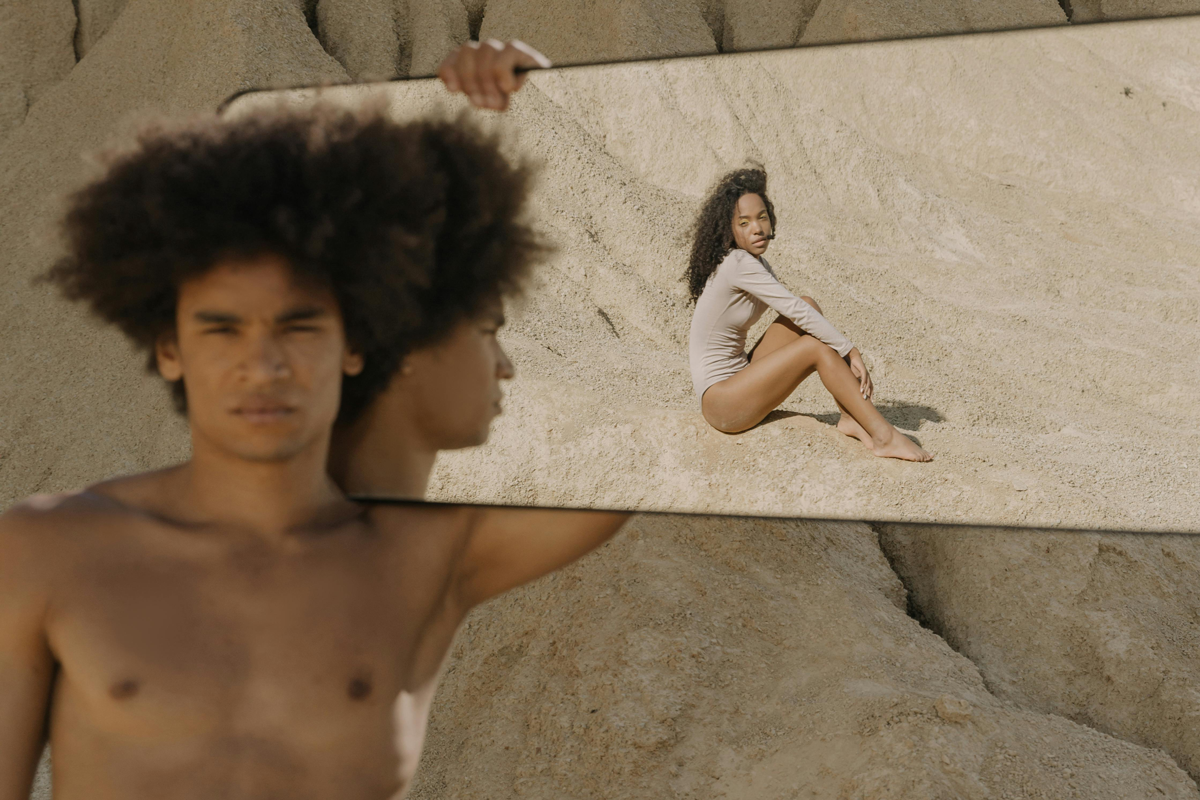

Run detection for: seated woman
[[686, 167, 931, 462]]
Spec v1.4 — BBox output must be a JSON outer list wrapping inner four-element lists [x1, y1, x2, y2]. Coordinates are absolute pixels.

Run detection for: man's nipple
[[109, 679, 140, 700], [348, 676, 373, 701]]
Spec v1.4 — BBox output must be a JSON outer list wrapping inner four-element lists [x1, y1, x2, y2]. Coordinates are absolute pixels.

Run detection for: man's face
[[399, 298, 515, 451], [156, 254, 363, 463]]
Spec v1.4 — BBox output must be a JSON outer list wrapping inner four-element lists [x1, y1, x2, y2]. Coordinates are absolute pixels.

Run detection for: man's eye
[[205, 326, 236, 335], [286, 325, 320, 333]]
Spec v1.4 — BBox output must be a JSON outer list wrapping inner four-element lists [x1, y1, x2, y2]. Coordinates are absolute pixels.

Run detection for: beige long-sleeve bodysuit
[[688, 248, 855, 403]]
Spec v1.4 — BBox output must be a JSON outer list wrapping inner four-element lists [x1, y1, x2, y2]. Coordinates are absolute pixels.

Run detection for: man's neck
[[328, 406, 436, 501], [176, 432, 351, 537]]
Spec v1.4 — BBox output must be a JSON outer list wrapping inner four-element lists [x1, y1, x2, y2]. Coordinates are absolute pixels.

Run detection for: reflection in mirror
[[227, 16, 1200, 533]]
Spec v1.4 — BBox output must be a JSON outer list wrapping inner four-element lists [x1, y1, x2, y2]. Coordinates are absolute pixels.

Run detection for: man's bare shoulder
[[0, 469, 178, 554], [0, 491, 106, 591]]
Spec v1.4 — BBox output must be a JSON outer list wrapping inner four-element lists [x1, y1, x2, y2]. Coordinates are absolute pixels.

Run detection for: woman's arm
[[730, 250, 855, 357]]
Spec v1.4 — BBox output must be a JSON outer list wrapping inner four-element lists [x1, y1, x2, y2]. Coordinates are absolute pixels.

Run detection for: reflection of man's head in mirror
[[46, 103, 545, 495]]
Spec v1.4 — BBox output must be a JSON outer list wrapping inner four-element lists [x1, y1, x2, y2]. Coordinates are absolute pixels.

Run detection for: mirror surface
[[228, 17, 1200, 532]]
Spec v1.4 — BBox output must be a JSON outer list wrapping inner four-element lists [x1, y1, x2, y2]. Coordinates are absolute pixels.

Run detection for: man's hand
[[846, 348, 874, 402], [437, 39, 552, 111]]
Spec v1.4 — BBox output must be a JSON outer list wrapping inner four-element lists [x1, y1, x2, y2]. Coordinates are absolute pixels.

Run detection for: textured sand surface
[[800, 0, 1067, 45], [6, 2, 1200, 799], [1070, 0, 1200, 23], [73, 0, 129, 58], [0, 0, 75, 136], [385, 19, 1200, 532], [479, 0, 719, 65], [408, 515, 1200, 798], [880, 523, 1200, 784]]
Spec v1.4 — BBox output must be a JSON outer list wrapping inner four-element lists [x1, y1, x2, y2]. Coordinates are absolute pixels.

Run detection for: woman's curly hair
[[684, 166, 776, 302], [43, 103, 547, 425]]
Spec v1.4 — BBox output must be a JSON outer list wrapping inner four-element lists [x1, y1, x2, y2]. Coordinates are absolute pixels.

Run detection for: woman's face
[[730, 193, 773, 257]]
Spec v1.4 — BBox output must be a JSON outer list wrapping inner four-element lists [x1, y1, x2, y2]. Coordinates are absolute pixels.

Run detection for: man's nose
[[244, 332, 290, 380], [496, 345, 515, 380]]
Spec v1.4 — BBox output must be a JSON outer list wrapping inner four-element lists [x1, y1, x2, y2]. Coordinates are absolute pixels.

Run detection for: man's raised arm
[[452, 507, 633, 611], [0, 506, 56, 800]]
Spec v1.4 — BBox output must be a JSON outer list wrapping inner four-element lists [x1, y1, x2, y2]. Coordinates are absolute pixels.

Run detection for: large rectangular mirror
[[227, 16, 1200, 533]]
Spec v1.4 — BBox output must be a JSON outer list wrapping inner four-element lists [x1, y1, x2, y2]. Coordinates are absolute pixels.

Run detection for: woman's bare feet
[[837, 414, 933, 462]]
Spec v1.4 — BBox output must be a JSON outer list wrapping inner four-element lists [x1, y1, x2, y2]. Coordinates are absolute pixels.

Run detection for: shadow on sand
[[757, 402, 944, 433], [809, 401, 944, 431]]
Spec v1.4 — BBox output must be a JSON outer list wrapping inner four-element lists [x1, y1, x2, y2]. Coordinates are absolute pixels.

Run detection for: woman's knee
[[703, 406, 748, 434], [810, 338, 840, 364]]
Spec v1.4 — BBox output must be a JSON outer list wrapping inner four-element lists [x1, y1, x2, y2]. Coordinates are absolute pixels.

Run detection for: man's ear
[[343, 346, 365, 377], [156, 333, 183, 381]]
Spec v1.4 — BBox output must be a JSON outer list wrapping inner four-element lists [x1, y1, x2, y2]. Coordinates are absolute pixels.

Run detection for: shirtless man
[[0, 91, 627, 799]]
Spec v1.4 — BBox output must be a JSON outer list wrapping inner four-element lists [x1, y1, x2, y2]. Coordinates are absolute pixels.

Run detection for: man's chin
[[440, 422, 494, 452]]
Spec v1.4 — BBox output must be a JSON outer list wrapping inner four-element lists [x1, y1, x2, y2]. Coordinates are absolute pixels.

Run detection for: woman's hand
[[437, 40, 552, 111], [845, 348, 874, 402]]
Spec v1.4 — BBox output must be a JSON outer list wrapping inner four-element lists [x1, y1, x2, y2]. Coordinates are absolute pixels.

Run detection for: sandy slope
[[383, 19, 1200, 532]]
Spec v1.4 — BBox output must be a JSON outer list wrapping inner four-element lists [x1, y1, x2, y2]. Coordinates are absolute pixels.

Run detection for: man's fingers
[[455, 42, 485, 105], [441, 40, 550, 110], [475, 40, 509, 108], [510, 39, 552, 69], [437, 49, 461, 93], [489, 41, 520, 97]]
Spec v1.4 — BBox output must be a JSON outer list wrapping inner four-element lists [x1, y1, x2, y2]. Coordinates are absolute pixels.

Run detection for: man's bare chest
[[46, 529, 455, 738]]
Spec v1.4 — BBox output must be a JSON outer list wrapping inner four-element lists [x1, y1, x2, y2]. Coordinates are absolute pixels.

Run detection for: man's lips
[[231, 402, 296, 423]]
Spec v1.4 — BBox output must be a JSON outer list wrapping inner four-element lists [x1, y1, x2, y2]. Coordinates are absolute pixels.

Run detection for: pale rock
[[0, 0, 75, 135], [880, 523, 1200, 780], [74, 0, 131, 58], [478, 0, 717, 66], [800, 0, 1066, 45]]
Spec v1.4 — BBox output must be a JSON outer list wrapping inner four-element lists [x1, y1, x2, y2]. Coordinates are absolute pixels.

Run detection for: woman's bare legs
[[702, 301, 931, 461]]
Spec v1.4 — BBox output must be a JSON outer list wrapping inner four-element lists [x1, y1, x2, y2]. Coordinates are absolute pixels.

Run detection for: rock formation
[[799, 0, 1066, 46], [879, 523, 1200, 782], [407, 515, 1200, 798], [0, 0, 75, 135], [73, 0, 130, 59], [478, 0, 718, 65]]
